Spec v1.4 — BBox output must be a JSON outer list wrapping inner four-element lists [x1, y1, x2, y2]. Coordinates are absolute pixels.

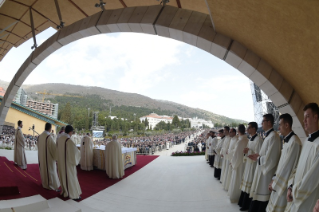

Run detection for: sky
[[0, 27, 254, 121]]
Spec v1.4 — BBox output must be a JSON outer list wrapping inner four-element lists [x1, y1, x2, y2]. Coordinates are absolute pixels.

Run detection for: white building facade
[[139, 113, 173, 129]]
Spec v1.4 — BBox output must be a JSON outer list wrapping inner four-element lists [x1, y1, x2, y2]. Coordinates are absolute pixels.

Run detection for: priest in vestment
[[266, 114, 301, 212], [80, 133, 94, 171], [248, 114, 281, 212], [207, 131, 217, 166], [220, 126, 231, 187], [57, 125, 82, 200], [229, 124, 249, 203], [225, 128, 238, 192], [238, 121, 263, 211], [105, 135, 124, 179], [37, 123, 60, 191], [214, 129, 225, 180], [285, 103, 319, 212], [14, 120, 27, 170]]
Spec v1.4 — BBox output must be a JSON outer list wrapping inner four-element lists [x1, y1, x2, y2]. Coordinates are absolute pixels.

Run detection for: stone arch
[[0, 5, 306, 140]]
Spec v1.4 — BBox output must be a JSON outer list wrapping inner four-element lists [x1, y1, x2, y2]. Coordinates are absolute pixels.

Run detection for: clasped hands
[[248, 153, 259, 161]]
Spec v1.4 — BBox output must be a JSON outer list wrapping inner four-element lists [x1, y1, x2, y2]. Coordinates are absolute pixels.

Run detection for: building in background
[[26, 100, 58, 119], [14, 87, 28, 106], [250, 81, 280, 129], [140, 113, 173, 129], [186, 117, 214, 128]]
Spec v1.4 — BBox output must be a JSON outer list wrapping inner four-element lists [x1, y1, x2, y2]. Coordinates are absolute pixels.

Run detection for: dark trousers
[[214, 168, 221, 180], [248, 200, 268, 212], [238, 191, 252, 210], [209, 155, 215, 166]]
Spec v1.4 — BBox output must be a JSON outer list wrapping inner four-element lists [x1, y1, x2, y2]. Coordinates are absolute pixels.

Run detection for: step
[[66, 200, 103, 212], [47, 198, 81, 212], [0, 195, 49, 212]]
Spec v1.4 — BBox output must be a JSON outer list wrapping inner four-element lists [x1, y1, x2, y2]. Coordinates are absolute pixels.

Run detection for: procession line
[[4, 162, 13, 172], [14, 166, 26, 177], [24, 171, 38, 181]]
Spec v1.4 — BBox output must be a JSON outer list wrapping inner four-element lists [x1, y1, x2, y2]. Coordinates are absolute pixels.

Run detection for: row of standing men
[[205, 102, 319, 212]]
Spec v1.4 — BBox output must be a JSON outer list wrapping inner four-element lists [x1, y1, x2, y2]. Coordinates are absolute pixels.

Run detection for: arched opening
[[0, 5, 306, 139]]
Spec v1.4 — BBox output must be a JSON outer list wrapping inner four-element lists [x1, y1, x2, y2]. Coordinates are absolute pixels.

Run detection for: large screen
[[93, 131, 104, 138]]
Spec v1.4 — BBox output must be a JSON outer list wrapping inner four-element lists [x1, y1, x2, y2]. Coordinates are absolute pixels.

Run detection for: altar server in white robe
[[80, 133, 94, 171], [214, 129, 225, 180], [38, 123, 60, 191], [14, 120, 27, 170], [225, 128, 238, 191], [57, 125, 82, 200], [105, 135, 124, 179], [197, 141, 202, 152], [229, 124, 249, 203], [285, 103, 319, 212], [248, 114, 281, 212], [265, 114, 301, 212], [238, 122, 263, 211], [221, 126, 231, 187]]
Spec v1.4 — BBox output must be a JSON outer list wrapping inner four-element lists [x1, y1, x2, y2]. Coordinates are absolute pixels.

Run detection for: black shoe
[[73, 196, 81, 201], [240, 208, 248, 211]]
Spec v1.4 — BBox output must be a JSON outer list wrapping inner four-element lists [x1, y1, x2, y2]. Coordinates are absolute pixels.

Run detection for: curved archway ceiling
[[0, 1, 317, 131]]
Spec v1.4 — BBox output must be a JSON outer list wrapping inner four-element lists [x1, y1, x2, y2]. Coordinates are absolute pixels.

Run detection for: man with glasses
[[248, 114, 281, 212], [238, 122, 263, 211]]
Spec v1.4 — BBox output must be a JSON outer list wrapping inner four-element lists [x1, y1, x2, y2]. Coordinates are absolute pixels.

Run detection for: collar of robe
[[265, 128, 274, 138], [284, 131, 295, 143], [221, 135, 225, 139], [308, 130, 319, 142], [250, 134, 258, 141]]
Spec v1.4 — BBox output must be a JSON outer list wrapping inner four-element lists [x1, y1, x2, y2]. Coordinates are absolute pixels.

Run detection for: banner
[[93, 130, 103, 138]]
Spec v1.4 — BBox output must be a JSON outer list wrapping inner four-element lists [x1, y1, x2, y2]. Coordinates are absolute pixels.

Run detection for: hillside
[[0, 80, 246, 124]]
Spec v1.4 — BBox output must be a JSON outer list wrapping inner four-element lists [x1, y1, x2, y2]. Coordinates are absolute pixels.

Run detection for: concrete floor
[[81, 156, 239, 212]]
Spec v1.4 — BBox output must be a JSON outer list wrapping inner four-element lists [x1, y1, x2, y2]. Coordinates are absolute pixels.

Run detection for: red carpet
[[0, 155, 158, 201]]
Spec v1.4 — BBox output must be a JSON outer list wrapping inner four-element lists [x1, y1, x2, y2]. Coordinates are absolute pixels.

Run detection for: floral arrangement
[[171, 151, 205, 156]]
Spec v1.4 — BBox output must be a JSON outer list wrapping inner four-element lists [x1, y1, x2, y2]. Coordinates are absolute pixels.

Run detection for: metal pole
[[29, 8, 37, 49]]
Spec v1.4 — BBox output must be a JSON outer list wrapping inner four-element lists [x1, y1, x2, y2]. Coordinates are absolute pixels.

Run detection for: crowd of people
[[205, 102, 319, 212], [0, 125, 39, 149]]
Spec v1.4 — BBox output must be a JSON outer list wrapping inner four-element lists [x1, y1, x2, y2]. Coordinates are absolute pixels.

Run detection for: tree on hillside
[[172, 115, 180, 127], [145, 118, 149, 129], [61, 102, 72, 124]]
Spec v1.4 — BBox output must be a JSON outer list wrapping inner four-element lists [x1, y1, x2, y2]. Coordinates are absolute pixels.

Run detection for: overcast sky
[[0, 28, 254, 121]]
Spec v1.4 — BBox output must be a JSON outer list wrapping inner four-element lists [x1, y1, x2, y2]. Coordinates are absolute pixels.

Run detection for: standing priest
[[14, 120, 27, 170], [238, 122, 263, 211], [228, 124, 249, 203], [248, 114, 281, 212], [285, 103, 319, 212], [266, 113, 301, 212], [225, 128, 238, 191], [57, 125, 82, 201], [214, 129, 225, 181], [37, 123, 60, 191], [220, 126, 231, 187], [80, 133, 94, 171], [105, 135, 124, 179]]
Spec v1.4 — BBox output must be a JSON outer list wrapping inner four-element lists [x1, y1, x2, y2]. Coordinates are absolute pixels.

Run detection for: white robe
[[285, 132, 319, 212], [14, 127, 27, 169], [266, 132, 301, 212], [229, 135, 249, 203], [206, 137, 214, 156], [105, 139, 124, 179], [250, 129, 281, 202], [221, 135, 231, 185], [57, 134, 82, 199], [197, 142, 202, 152], [80, 135, 94, 171], [37, 131, 60, 190], [240, 134, 263, 193], [225, 135, 238, 192], [214, 136, 225, 169], [166, 142, 169, 150]]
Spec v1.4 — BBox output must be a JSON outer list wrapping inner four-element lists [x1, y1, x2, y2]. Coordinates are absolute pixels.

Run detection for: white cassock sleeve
[[272, 139, 301, 196], [292, 152, 319, 209], [231, 139, 246, 169], [259, 135, 281, 175]]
